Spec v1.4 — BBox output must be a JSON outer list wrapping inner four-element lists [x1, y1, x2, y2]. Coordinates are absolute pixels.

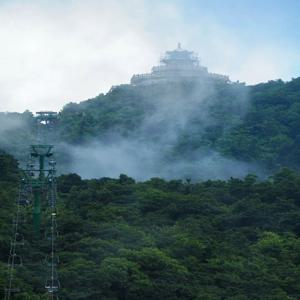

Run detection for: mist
[[0, 112, 34, 157], [64, 79, 264, 181], [67, 139, 263, 180], [0, 74, 266, 181]]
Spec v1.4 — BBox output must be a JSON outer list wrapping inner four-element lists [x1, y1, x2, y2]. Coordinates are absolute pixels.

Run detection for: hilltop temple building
[[130, 43, 229, 86]]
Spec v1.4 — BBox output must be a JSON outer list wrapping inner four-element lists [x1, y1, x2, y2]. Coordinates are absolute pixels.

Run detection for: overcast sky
[[0, 0, 300, 112]]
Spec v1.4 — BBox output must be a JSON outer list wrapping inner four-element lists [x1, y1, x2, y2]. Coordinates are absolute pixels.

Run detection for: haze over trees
[[1, 77, 300, 179]]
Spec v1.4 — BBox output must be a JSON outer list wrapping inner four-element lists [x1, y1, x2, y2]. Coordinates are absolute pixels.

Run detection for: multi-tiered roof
[[131, 43, 228, 85]]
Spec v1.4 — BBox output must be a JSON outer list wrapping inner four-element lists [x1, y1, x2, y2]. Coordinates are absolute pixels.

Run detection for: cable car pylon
[[4, 111, 60, 299]]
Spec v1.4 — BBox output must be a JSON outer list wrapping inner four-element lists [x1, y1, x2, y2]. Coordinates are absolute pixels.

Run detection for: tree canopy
[[0, 155, 299, 299]]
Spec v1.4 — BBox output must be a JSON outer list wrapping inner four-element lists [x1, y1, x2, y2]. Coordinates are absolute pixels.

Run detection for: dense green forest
[[0, 150, 299, 299], [1, 77, 300, 298], [1, 77, 300, 176]]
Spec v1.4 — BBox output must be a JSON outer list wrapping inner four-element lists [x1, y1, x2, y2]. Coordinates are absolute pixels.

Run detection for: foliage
[[0, 155, 299, 299], [1, 77, 300, 298]]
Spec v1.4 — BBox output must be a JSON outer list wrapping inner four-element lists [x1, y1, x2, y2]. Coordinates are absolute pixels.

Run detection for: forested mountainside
[[58, 77, 300, 172], [1, 77, 300, 177], [0, 151, 299, 299]]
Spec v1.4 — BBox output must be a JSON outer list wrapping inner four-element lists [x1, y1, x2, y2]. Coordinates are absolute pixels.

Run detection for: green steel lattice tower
[[4, 111, 60, 300]]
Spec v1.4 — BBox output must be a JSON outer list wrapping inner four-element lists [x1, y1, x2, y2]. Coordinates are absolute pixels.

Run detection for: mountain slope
[[1, 77, 300, 178]]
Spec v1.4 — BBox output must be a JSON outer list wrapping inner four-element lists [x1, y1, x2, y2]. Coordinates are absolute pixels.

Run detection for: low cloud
[[66, 139, 263, 181], [63, 79, 263, 181]]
